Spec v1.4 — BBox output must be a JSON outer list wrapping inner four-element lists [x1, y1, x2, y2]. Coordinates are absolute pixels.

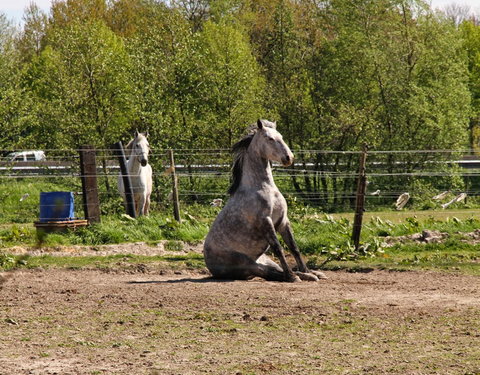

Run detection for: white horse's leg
[[144, 194, 151, 216], [137, 194, 146, 216]]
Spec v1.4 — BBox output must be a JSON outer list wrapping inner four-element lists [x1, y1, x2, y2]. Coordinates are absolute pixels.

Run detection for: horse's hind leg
[[253, 263, 293, 282], [250, 253, 290, 281], [205, 249, 293, 282]]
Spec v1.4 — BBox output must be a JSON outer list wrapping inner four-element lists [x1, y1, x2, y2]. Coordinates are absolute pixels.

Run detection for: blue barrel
[[39, 192, 75, 222]]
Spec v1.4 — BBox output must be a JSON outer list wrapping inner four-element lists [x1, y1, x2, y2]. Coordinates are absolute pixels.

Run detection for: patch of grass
[[0, 212, 210, 248], [2, 202, 480, 275], [290, 211, 480, 275], [310, 243, 480, 276], [329, 208, 480, 224], [0, 180, 78, 224], [0, 252, 206, 271]]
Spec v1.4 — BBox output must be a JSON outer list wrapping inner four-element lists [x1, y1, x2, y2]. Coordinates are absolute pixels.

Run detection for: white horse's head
[[127, 131, 150, 167], [254, 119, 294, 166]]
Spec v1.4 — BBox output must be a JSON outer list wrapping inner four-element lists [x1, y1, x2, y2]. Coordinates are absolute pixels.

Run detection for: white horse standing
[[118, 132, 153, 217]]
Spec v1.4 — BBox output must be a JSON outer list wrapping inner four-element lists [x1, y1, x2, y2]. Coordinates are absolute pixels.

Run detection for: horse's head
[[254, 119, 294, 166], [129, 131, 150, 167]]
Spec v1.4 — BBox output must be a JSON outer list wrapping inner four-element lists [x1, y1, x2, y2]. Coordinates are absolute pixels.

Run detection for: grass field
[[1, 180, 480, 275], [0, 206, 479, 275]]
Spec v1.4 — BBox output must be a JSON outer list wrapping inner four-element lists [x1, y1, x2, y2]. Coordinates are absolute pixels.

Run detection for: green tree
[[127, 5, 203, 150], [197, 20, 264, 147], [460, 20, 480, 151], [26, 20, 136, 149], [308, 0, 471, 208], [15, 2, 48, 63], [49, 0, 108, 28], [0, 14, 33, 150]]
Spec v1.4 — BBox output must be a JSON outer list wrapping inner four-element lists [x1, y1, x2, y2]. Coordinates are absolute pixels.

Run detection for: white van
[[6, 150, 46, 162]]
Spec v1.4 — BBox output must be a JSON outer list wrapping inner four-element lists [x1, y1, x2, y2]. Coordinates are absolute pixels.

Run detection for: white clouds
[[1, 0, 479, 24], [1, 0, 52, 24], [1, 0, 52, 12], [430, 0, 480, 12]]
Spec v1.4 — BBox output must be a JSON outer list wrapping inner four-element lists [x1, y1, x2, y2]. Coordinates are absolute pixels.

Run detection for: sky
[[1, 0, 480, 25]]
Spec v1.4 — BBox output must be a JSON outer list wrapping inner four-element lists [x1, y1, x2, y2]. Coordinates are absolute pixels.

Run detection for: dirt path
[[1, 267, 479, 375]]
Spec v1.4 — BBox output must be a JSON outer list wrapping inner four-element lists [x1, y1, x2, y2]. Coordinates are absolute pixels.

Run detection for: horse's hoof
[[311, 270, 328, 280], [296, 272, 319, 282], [288, 274, 302, 283]]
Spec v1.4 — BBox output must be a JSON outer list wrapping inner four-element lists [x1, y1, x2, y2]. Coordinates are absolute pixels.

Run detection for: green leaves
[[26, 20, 136, 149], [0, 0, 474, 162]]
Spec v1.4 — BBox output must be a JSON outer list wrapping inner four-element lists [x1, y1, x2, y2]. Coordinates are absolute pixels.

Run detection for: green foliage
[[0, 0, 472, 156], [0, 180, 75, 224], [292, 213, 384, 265], [0, 253, 16, 270], [25, 19, 136, 149], [196, 21, 265, 146], [460, 20, 480, 150], [0, 252, 28, 271]]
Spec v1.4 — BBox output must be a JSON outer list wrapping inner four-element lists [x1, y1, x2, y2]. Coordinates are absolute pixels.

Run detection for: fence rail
[[1, 148, 480, 218]]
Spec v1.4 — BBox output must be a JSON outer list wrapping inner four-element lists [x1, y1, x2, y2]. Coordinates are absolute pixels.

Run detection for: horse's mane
[[227, 121, 277, 195], [228, 132, 255, 196], [125, 133, 146, 153], [125, 138, 134, 152]]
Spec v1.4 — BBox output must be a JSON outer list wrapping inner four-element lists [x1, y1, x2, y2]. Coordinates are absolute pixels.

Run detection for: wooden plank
[[79, 146, 101, 224], [352, 144, 368, 251]]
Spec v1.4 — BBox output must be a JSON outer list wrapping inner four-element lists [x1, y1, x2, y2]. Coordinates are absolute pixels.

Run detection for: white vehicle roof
[[6, 150, 46, 160]]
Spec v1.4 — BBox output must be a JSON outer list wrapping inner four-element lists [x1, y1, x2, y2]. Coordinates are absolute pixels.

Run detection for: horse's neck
[[242, 152, 275, 190], [127, 154, 141, 176]]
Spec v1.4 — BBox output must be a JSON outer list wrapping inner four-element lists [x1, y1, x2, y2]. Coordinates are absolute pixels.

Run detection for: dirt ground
[[1, 247, 480, 375]]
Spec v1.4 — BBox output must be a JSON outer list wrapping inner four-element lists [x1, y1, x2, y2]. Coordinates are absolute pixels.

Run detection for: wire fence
[[1, 147, 480, 222]]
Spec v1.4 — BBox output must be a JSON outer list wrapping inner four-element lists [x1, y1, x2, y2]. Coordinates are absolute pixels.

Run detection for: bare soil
[[1, 245, 480, 375]]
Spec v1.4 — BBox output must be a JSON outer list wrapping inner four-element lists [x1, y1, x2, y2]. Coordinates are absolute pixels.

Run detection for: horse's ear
[[257, 119, 263, 129], [145, 130, 149, 138], [135, 129, 139, 138]]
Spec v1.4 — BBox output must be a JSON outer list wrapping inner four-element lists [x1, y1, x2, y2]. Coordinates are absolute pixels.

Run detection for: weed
[[165, 240, 183, 251]]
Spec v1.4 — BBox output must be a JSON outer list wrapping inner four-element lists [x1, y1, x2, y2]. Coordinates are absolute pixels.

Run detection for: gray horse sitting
[[203, 119, 327, 282]]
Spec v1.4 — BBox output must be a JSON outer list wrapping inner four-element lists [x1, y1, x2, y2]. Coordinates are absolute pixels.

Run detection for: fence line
[[2, 148, 480, 210], [2, 147, 478, 152]]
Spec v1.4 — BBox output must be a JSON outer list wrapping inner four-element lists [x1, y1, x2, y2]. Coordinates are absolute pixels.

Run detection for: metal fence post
[[352, 144, 368, 250], [79, 145, 101, 224], [114, 141, 136, 218], [168, 149, 182, 223]]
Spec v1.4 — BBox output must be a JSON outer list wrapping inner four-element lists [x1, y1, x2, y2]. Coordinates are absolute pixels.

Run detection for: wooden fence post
[[79, 145, 101, 224], [351, 144, 368, 251], [114, 141, 136, 218], [168, 149, 182, 223]]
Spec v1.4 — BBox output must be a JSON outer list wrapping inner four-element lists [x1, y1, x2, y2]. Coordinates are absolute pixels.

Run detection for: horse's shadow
[[127, 277, 236, 285]]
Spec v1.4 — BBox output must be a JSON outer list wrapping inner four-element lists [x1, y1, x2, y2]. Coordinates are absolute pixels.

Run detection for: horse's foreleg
[[264, 217, 300, 282], [144, 194, 151, 216], [278, 220, 308, 272], [279, 221, 328, 280], [137, 194, 146, 217]]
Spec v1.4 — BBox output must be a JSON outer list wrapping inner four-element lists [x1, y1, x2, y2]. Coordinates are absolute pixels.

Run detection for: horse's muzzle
[[282, 155, 294, 166]]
